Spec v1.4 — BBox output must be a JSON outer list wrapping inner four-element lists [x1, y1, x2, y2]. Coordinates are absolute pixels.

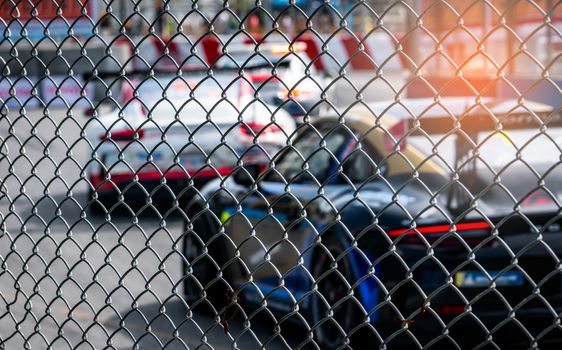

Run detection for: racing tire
[[182, 204, 231, 313], [310, 233, 370, 349]]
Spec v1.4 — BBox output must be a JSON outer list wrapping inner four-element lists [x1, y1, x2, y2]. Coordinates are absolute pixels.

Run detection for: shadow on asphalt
[[107, 298, 315, 350], [85, 188, 190, 222], [15, 188, 190, 229]]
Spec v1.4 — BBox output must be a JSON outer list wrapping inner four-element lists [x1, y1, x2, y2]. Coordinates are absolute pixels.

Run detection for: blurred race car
[[85, 72, 296, 211], [215, 42, 325, 123], [182, 97, 562, 348]]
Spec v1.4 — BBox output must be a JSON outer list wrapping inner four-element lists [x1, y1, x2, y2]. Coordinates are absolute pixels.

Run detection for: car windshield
[[265, 124, 348, 184]]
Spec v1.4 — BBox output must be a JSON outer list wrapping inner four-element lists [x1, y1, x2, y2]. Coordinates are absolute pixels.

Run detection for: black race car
[[181, 97, 562, 348]]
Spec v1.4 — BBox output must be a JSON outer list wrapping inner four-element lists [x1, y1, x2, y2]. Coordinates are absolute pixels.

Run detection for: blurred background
[[0, 2, 560, 349], [1, 0, 560, 108]]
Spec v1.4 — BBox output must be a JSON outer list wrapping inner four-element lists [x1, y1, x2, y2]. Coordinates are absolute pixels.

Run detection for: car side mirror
[[232, 164, 261, 186]]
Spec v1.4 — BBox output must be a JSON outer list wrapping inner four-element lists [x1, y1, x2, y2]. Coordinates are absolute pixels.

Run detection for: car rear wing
[[360, 98, 561, 213], [404, 101, 562, 135]]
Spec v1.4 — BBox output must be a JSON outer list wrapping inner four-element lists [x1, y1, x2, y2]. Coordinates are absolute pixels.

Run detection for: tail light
[[387, 222, 491, 247], [278, 87, 304, 99], [248, 73, 275, 83], [99, 129, 144, 142], [435, 305, 465, 315], [240, 122, 281, 137]]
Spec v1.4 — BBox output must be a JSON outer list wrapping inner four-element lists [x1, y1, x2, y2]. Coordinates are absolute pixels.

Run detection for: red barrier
[[340, 35, 375, 70], [122, 33, 403, 72], [295, 36, 325, 71], [200, 35, 221, 64]]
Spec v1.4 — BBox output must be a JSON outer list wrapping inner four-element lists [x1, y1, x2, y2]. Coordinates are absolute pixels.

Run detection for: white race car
[[216, 43, 326, 123], [85, 73, 296, 211]]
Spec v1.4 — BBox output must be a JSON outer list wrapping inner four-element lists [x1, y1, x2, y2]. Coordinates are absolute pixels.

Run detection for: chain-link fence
[[1, 1, 561, 349]]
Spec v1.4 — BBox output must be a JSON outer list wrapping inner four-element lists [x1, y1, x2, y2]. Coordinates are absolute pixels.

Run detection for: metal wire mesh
[[1, 0, 561, 349]]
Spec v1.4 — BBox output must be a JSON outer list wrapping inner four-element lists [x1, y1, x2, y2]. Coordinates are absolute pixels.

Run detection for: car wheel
[[310, 233, 366, 349], [182, 204, 229, 312]]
